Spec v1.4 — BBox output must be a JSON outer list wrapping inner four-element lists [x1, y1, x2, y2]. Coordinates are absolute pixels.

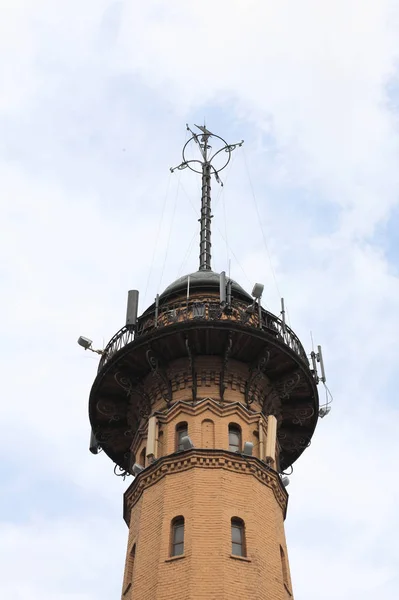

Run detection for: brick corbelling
[[123, 449, 288, 525], [129, 397, 266, 458], [155, 397, 266, 425]]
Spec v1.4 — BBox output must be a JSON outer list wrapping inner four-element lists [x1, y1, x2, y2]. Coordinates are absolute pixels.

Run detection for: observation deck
[[89, 271, 319, 475]]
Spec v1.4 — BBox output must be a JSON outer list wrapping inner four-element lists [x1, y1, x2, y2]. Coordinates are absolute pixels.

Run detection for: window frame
[[170, 516, 185, 557], [175, 422, 188, 452], [228, 423, 242, 453], [231, 517, 246, 557]]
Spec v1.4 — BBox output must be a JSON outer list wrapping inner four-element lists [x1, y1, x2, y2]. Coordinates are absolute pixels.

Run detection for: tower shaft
[[121, 354, 294, 600]]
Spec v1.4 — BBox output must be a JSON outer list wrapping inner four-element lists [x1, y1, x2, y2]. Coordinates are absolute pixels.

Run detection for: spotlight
[[77, 336, 92, 350]]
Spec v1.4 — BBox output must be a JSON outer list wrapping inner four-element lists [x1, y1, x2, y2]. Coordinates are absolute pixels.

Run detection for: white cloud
[[1, 1, 399, 598]]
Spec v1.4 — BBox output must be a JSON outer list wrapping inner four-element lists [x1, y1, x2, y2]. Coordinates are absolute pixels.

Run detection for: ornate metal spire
[[171, 125, 243, 271]]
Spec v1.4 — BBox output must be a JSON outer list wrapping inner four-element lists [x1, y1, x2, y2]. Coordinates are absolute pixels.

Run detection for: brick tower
[[86, 126, 320, 599]]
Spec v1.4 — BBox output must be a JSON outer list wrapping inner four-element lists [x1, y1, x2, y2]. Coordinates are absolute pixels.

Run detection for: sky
[[1, 1, 399, 598]]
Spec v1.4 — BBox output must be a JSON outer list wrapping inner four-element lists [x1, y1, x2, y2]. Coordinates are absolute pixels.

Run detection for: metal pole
[[199, 161, 212, 270]]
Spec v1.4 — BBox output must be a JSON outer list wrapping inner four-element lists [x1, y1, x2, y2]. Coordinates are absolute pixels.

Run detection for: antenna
[[171, 125, 244, 272], [220, 271, 226, 305], [226, 278, 232, 307], [154, 294, 160, 328], [281, 298, 286, 335], [126, 290, 139, 327], [310, 351, 319, 383], [317, 345, 326, 383]]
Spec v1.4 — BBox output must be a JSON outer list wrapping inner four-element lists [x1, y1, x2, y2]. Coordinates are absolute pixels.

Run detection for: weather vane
[[171, 124, 244, 271]]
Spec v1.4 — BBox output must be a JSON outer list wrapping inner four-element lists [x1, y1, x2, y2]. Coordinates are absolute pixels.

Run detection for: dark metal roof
[[159, 270, 253, 302]]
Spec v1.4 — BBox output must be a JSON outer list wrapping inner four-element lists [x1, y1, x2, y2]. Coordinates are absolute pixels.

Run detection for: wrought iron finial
[[171, 125, 244, 271]]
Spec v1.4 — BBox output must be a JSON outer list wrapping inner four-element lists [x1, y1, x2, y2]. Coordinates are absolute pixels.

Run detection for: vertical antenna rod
[[171, 125, 244, 272]]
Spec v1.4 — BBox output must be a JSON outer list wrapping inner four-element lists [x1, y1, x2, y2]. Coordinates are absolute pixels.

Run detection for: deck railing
[[98, 299, 308, 370]]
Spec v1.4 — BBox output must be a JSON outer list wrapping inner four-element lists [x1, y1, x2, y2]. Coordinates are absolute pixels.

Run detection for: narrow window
[[280, 545, 289, 587], [229, 424, 241, 452], [176, 422, 188, 452], [231, 518, 246, 557], [171, 516, 185, 556], [123, 544, 136, 595], [140, 447, 146, 467]]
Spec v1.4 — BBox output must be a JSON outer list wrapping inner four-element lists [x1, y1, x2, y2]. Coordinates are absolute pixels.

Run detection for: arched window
[[228, 424, 241, 452], [231, 517, 246, 557], [176, 422, 188, 452], [171, 516, 185, 556]]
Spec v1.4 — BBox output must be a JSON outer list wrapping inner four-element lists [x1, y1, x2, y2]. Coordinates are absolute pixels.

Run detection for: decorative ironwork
[[185, 336, 197, 402], [220, 331, 233, 401], [170, 125, 244, 272], [273, 371, 302, 400], [278, 430, 312, 453], [96, 398, 126, 423], [145, 348, 172, 406], [245, 349, 271, 407], [114, 371, 152, 418], [283, 405, 315, 426], [98, 298, 308, 371], [114, 464, 131, 480], [114, 371, 135, 396]]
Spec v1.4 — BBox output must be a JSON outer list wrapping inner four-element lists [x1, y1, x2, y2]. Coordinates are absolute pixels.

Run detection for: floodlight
[[243, 442, 254, 456], [133, 463, 144, 476], [181, 436, 194, 450], [252, 283, 264, 299], [78, 336, 92, 350], [281, 476, 290, 488]]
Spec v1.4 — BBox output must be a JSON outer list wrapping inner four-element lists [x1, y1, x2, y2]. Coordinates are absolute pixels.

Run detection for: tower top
[[171, 124, 243, 271]]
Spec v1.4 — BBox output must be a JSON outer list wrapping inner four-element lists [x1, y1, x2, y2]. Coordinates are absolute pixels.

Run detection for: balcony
[[98, 298, 308, 371]]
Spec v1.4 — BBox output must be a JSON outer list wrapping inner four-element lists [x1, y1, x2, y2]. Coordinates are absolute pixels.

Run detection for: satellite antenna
[[171, 124, 243, 272]]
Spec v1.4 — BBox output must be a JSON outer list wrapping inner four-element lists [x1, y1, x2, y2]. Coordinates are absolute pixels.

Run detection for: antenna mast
[[171, 124, 243, 271]]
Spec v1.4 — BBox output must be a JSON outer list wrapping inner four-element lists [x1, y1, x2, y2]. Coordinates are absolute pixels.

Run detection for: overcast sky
[[1, 1, 399, 599]]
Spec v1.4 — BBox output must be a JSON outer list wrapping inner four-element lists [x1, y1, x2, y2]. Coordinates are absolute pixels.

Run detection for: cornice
[[123, 449, 288, 525]]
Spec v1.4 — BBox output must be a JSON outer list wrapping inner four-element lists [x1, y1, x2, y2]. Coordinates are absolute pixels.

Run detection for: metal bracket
[[146, 347, 173, 407], [245, 349, 270, 407], [185, 336, 197, 403], [220, 331, 233, 401]]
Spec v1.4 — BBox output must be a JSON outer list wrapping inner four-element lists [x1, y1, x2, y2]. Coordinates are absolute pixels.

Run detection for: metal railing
[[98, 299, 308, 370]]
